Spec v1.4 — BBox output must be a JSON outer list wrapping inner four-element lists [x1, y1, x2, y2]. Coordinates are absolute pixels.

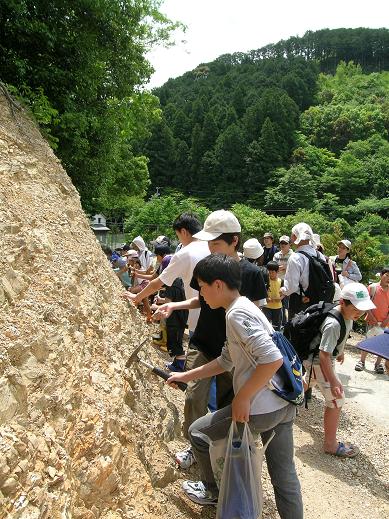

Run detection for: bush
[[124, 194, 209, 242]]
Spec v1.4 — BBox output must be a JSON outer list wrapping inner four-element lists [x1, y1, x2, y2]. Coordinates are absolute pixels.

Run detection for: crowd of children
[[103, 210, 387, 516]]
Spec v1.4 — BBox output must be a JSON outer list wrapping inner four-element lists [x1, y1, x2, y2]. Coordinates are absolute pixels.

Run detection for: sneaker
[[182, 480, 218, 506], [355, 360, 365, 371], [374, 364, 384, 374], [176, 448, 196, 469], [166, 358, 185, 372]]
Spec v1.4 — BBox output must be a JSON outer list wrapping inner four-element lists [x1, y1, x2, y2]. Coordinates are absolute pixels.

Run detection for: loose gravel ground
[[158, 332, 389, 518]]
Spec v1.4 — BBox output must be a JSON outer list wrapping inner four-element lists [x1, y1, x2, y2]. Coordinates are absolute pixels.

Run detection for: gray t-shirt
[[218, 296, 288, 415], [308, 314, 353, 364]]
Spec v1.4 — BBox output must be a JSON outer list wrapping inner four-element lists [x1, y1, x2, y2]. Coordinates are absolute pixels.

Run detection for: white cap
[[291, 222, 316, 245], [193, 210, 241, 241], [243, 238, 264, 259], [279, 235, 290, 244], [338, 239, 351, 250], [340, 282, 376, 311]]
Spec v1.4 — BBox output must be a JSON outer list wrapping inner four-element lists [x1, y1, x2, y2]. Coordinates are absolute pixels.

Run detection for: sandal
[[374, 364, 384, 374], [355, 360, 365, 372], [326, 442, 359, 458]]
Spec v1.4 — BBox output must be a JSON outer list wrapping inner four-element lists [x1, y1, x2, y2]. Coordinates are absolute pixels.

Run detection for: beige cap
[[193, 210, 241, 241]]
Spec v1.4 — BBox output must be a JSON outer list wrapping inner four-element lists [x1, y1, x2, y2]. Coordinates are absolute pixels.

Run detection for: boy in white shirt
[[168, 254, 303, 519]]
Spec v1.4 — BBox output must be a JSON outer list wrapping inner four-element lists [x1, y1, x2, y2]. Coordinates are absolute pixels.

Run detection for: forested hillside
[[144, 29, 389, 229], [1, 13, 388, 250]]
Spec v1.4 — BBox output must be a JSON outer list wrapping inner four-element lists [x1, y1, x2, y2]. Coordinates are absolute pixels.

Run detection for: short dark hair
[[172, 212, 202, 236], [154, 244, 171, 256], [212, 232, 241, 251], [266, 261, 279, 272], [193, 254, 241, 291], [380, 267, 389, 275]]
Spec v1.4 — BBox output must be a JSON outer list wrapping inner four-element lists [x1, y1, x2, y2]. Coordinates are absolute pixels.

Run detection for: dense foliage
[[123, 194, 387, 280], [146, 46, 389, 233], [0, 0, 179, 214], [1, 16, 388, 270]]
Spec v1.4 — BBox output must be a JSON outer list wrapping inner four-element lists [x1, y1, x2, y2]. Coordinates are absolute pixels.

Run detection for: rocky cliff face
[[0, 94, 184, 518]]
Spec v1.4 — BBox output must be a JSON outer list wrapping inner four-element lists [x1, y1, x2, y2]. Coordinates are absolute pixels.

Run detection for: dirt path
[[155, 333, 389, 518]]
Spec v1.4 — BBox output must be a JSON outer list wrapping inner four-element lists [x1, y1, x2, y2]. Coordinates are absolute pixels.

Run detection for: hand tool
[[126, 338, 187, 391]]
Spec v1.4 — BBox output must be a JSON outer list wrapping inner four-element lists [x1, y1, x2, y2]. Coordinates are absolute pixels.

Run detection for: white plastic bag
[[216, 422, 273, 519], [209, 437, 227, 489]]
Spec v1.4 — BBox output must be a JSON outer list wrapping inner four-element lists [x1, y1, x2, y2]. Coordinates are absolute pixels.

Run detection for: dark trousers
[[263, 307, 283, 331], [166, 326, 185, 357], [288, 293, 310, 320]]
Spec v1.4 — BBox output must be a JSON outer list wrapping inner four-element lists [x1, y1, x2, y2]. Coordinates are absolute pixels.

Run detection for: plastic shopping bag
[[209, 437, 227, 489], [216, 422, 273, 519]]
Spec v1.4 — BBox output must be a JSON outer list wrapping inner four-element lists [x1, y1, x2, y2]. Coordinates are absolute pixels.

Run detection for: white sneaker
[[182, 480, 218, 506], [175, 447, 196, 469]]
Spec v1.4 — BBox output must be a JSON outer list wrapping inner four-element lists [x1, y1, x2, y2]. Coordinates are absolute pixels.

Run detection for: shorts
[[303, 362, 345, 409]]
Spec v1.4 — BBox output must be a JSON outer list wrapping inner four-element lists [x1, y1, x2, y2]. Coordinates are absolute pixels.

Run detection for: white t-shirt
[[219, 297, 288, 415], [139, 249, 152, 271], [159, 240, 210, 331]]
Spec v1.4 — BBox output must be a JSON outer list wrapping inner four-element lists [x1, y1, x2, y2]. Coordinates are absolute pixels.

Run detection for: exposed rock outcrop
[[0, 94, 184, 518]]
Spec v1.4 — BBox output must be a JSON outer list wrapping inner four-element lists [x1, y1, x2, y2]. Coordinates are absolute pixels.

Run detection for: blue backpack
[[238, 329, 304, 406], [269, 332, 305, 406]]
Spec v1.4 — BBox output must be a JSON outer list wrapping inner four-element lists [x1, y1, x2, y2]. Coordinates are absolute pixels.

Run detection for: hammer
[[126, 338, 187, 391]]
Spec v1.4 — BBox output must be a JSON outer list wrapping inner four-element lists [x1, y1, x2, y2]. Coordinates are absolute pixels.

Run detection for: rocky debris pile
[[0, 94, 184, 518]]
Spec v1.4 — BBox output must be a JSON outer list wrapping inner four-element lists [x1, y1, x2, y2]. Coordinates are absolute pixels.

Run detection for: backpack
[[283, 302, 346, 362], [269, 332, 305, 406], [258, 265, 269, 290], [238, 330, 304, 406], [297, 250, 335, 304]]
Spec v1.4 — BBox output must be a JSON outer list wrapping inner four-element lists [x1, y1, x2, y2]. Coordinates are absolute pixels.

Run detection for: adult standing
[[280, 222, 328, 319], [330, 240, 362, 288], [124, 213, 209, 335], [131, 236, 152, 273], [262, 232, 279, 266]]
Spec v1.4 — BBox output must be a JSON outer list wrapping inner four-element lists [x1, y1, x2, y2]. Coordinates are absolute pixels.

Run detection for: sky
[[147, 0, 386, 88]]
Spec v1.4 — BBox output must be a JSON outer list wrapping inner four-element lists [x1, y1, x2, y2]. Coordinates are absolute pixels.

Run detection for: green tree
[[0, 0, 179, 212], [265, 165, 317, 212], [144, 118, 176, 190], [124, 194, 209, 241]]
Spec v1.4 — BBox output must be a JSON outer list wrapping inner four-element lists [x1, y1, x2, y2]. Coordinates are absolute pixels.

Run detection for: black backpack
[[283, 302, 346, 362], [297, 251, 335, 304]]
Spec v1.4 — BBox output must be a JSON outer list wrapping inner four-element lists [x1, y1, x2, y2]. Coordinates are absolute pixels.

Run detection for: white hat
[[338, 239, 351, 250], [291, 222, 316, 245], [279, 235, 290, 244], [131, 236, 146, 251], [193, 210, 241, 241], [340, 282, 376, 311], [243, 238, 264, 259]]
